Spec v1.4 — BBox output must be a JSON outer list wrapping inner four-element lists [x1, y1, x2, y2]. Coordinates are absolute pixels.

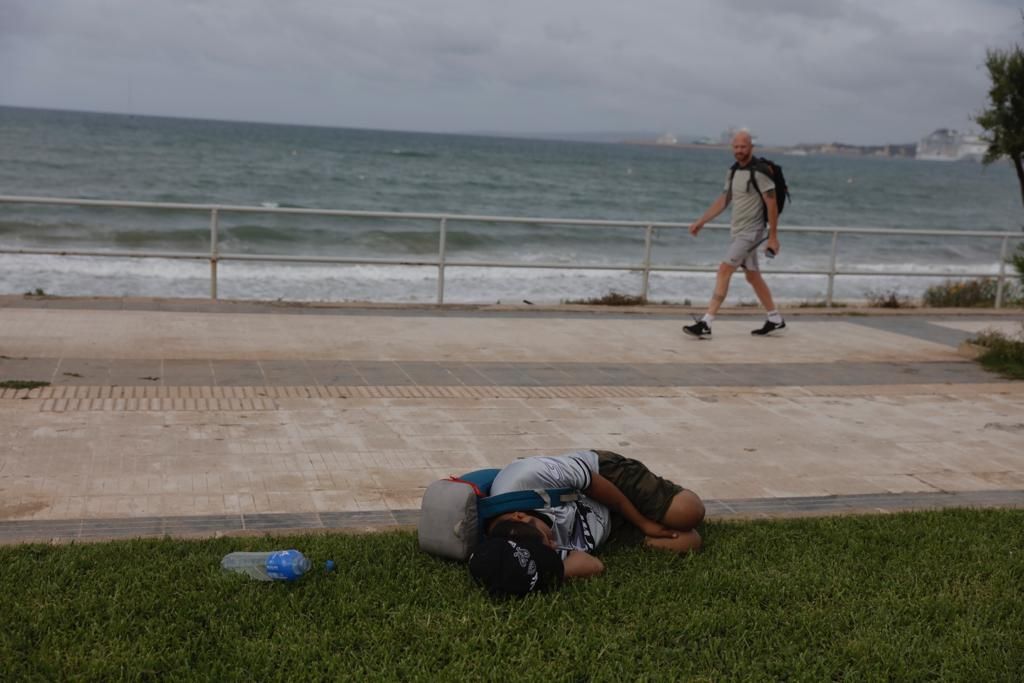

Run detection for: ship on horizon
[[916, 129, 987, 162]]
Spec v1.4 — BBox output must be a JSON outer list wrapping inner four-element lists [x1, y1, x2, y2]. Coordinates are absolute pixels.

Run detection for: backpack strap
[[446, 475, 486, 497], [745, 158, 772, 225], [453, 468, 580, 521], [478, 488, 579, 521], [451, 468, 502, 496], [749, 167, 765, 220], [731, 160, 761, 194]]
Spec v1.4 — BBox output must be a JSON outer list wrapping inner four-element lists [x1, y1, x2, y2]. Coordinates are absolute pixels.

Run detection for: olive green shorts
[[593, 450, 685, 547]]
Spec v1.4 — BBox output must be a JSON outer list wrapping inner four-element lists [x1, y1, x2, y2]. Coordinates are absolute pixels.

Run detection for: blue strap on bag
[[453, 468, 578, 522]]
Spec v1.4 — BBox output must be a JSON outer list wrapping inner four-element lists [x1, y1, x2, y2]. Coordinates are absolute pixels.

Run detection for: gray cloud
[[1, 0, 1021, 144]]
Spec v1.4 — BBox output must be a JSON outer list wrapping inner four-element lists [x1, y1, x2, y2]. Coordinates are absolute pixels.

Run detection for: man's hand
[[690, 193, 729, 237], [587, 472, 680, 540], [639, 520, 679, 539]]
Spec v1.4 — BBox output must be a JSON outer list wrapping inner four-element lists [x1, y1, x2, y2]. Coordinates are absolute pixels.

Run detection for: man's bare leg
[[744, 269, 776, 312], [707, 262, 738, 316], [642, 490, 706, 553], [660, 490, 706, 531]]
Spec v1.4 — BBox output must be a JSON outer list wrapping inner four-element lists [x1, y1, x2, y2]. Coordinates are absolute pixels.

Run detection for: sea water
[[1, 106, 1021, 304]]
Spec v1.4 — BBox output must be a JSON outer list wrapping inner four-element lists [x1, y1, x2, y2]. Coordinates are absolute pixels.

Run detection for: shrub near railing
[[865, 288, 914, 309], [923, 278, 1020, 308], [970, 326, 1024, 379]]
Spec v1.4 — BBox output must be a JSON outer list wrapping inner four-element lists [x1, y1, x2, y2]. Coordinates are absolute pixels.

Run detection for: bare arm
[[562, 550, 604, 578], [585, 473, 677, 539], [689, 192, 730, 236]]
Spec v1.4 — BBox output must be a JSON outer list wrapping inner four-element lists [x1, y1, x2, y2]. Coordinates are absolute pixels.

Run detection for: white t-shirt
[[489, 450, 612, 556], [724, 167, 776, 236]]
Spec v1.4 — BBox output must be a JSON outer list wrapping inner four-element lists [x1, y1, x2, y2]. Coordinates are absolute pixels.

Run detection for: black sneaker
[[683, 319, 712, 339], [751, 320, 786, 336]]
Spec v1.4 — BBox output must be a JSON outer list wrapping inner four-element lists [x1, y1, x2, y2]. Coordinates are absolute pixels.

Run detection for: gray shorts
[[724, 229, 767, 271]]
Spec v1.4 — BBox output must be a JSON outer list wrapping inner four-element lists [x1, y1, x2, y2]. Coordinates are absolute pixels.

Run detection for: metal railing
[[0, 194, 1019, 307]]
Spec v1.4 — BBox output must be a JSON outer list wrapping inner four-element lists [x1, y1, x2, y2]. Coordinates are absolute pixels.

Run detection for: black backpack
[[729, 157, 789, 216]]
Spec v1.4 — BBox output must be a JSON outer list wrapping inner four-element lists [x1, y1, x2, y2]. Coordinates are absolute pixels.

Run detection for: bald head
[[732, 130, 753, 146], [732, 131, 754, 166]]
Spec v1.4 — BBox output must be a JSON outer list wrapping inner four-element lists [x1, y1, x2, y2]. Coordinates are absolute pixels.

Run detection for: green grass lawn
[[2, 509, 1022, 681]]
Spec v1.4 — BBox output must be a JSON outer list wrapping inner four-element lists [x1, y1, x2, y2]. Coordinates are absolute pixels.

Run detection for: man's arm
[[584, 473, 677, 539], [563, 550, 604, 578], [689, 192, 730, 236], [763, 190, 780, 254]]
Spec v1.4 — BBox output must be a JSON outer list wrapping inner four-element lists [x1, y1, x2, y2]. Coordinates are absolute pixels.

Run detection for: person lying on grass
[[469, 449, 705, 597]]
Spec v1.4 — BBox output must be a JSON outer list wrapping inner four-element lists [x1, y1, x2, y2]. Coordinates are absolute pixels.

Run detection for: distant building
[[655, 133, 678, 145], [785, 141, 916, 158], [886, 144, 917, 158]]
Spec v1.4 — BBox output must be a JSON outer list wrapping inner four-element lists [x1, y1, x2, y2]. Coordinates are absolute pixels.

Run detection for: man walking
[[684, 130, 785, 338]]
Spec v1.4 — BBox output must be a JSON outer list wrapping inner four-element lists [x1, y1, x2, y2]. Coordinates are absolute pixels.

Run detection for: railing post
[[995, 235, 1010, 309], [640, 225, 654, 301], [436, 217, 447, 304], [209, 208, 219, 300], [825, 232, 839, 307]]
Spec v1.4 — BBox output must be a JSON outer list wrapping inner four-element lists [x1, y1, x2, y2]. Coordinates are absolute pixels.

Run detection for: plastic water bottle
[[220, 549, 311, 582]]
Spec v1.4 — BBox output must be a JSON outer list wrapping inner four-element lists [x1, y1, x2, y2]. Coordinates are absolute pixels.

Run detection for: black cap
[[468, 537, 564, 598]]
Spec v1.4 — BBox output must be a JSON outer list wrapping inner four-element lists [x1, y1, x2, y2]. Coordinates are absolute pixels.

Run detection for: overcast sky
[[2, 0, 1022, 145]]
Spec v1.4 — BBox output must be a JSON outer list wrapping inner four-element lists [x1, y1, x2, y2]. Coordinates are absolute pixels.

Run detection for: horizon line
[[0, 102, 927, 148]]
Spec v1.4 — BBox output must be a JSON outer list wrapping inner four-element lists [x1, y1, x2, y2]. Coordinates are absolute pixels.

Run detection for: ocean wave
[[106, 227, 208, 247], [389, 149, 435, 158], [838, 262, 1001, 275], [0, 220, 44, 235], [2, 252, 1012, 305], [149, 192, 208, 203], [222, 224, 305, 243], [355, 229, 492, 251], [259, 201, 307, 209]]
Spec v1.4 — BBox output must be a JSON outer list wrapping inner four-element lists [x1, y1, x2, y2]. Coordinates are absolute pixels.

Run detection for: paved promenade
[[1, 295, 1023, 544]]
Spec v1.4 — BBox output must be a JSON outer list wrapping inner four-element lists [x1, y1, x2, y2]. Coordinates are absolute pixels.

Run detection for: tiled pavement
[[2, 296, 1023, 544], [0, 359, 1007, 392]]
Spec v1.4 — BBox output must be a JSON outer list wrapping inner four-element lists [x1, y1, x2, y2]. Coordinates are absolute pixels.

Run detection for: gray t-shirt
[[724, 167, 775, 236], [489, 450, 611, 556]]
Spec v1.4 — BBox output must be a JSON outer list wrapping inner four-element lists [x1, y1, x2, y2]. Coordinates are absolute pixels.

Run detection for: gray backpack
[[417, 468, 577, 561]]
